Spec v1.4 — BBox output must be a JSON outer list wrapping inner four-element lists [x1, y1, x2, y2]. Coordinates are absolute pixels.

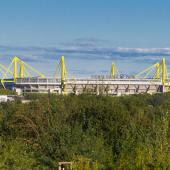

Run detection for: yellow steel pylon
[[60, 56, 68, 94], [155, 63, 160, 79], [110, 63, 115, 79], [1, 56, 45, 89], [161, 57, 167, 86]]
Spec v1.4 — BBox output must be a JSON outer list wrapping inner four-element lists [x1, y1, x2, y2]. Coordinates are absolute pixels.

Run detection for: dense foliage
[[0, 89, 16, 95], [0, 92, 170, 169]]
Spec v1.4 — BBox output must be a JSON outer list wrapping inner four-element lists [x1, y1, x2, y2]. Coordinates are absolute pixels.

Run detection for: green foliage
[[115, 112, 170, 169], [0, 89, 16, 95], [71, 156, 99, 170], [0, 93, 170, 169], [0, 137, 36, 170]]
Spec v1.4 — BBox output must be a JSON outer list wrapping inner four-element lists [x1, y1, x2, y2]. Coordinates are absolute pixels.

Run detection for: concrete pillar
[[160, 85, 166, 93], [96, 85, 99, 95]]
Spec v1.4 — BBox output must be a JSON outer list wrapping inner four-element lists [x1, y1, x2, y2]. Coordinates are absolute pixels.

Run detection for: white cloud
[[0, 40, 170, 76]]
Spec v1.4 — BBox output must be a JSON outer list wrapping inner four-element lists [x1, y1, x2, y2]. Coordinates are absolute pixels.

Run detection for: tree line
[[0, 92, 170, 169]]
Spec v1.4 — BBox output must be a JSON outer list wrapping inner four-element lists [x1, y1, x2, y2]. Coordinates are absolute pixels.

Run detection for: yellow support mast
[[19, 61, 24, 78], [60, 56, 66, 93], [61, 56, 65, 83], [13, 56, 18, 82], [1, 56, 45, 89], [155, 63, 160, 79], [162, 57, 167, 86], [110, 63, 115, 79]]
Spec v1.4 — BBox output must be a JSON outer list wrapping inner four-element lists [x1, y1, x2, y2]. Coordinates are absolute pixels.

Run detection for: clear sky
[[0, 0, 170, 47], [0, 0, 170, 76]]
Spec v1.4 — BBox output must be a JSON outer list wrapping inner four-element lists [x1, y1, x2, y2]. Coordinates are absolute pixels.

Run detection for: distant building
[[0, 95, 15, 103]]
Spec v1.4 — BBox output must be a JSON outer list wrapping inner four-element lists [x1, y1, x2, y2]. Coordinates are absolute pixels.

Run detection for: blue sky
[[0, 0, 170, 77]]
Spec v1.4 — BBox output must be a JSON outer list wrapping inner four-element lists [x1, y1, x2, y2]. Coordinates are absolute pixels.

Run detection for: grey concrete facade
[[14, 77, 168, 95]]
